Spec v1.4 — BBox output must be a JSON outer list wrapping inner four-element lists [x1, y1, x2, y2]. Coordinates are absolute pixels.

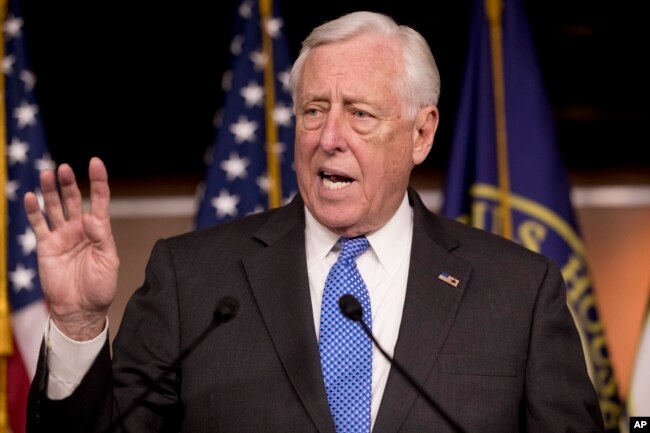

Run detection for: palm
[[24, 157, 119, 337], [36, 216, 117, 314]]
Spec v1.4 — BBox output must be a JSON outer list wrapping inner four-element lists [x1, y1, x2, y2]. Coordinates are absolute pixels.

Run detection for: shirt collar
[[304, 193, 413, 277]]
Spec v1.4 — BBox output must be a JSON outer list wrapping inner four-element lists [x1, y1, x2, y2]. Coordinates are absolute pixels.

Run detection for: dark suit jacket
[[27, 188, 604, 433]]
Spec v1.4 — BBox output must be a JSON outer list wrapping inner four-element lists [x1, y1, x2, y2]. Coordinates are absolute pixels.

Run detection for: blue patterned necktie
[[319, 236, 372, 433]]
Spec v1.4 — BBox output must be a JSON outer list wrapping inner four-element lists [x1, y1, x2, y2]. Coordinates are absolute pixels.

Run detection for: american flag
[[195, 0, 297, 228], [2, 0, 51, 431]]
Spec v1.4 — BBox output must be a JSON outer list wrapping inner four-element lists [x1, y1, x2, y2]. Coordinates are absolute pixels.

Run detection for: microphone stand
[[339, 294, 468, 433], [101, 296, 238, 433]]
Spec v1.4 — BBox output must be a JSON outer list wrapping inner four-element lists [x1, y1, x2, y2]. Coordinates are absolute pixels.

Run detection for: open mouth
[[319, 170, 353, 190]]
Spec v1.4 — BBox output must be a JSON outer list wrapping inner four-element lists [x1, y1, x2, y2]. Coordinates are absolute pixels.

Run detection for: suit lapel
[[241, 190, 472, 433], [242, 197, 335, 433], [373, 189, 472, 433]]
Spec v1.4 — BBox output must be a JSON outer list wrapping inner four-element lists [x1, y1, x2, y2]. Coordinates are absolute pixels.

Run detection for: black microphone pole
[[102, 296, 239, 433], [339, 294, 468, 433]]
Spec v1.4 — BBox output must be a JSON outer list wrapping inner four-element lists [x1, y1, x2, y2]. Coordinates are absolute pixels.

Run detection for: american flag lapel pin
[[437, 272, 460, 288]]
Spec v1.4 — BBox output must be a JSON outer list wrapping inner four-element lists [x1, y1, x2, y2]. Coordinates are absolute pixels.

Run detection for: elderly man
[[26, 11, 603, 433]]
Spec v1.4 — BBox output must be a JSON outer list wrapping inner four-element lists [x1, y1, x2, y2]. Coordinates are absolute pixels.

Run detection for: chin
[[317, 211, 354, 229], [315, 209, 366, 235]]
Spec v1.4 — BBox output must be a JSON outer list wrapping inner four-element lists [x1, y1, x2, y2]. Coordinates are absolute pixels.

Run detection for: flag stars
[[35, 152, 55, 172], [35, 189, 45, 210], [203, 143, 215, 165], [213, 109, 224, 130], [229, 115, 259, 143], [14, 100, 38, 128], [7, 137, 29, 165], [17, 228, 37, 255], [230, 35, 245, 57], [282, 191, 296, 205], [220, 152, 250, 181], [4, 15, 23, 40], [264, 17, 284, 39], [250, 204, 265, 215], [256, 174, 270, 193], [240, 81, 264, 107], [238, 0, 254, 19], [3, 54, 16, 75], [250, 49, 268, 71], [5, 180, 20, 201], [9, 263, 36, 293], [278, 69, 291, 92], [196, 3, 297, 227], [272, 142, 287, 160], [221, 69, 233, 92], [211, 190, 240, 218], [4, 9, 52, 303], [20, 69, 36, 91], [273, 105, 293, 127]]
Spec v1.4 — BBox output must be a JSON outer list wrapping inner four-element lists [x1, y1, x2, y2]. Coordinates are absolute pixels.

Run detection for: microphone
[[339, 294, 468, 433], [102, 296, 239, 433]]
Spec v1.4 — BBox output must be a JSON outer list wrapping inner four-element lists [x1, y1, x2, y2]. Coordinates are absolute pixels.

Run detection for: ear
[[412, 106, 439, 165]]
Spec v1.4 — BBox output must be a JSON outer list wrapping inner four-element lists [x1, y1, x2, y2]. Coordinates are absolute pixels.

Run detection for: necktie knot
[[338, 236, 370, 264]]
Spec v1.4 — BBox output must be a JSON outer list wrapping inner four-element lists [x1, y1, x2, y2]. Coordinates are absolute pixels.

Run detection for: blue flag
[[195, 0, 297, 228], [441, 0, 623, 430], [3, 0, 52, 431]]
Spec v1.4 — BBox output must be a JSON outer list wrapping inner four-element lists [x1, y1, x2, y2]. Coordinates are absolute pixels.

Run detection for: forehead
[[299, 33, 403, 97]]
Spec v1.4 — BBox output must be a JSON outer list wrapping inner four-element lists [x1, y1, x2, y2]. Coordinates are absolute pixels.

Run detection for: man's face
[[294, 33, 437, 237]]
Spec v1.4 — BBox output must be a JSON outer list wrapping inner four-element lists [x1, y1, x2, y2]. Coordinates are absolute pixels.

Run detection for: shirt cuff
[[45, 316, 108, 400]]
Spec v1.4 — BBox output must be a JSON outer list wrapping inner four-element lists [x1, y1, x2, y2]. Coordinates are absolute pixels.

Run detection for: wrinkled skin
[[294, 33, 439, 237], [24, 158, 119, 340]]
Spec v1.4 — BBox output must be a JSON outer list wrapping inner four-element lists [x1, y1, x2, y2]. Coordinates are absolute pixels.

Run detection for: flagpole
[[485, 0, 513, 239], [259, 0, 282, 208]]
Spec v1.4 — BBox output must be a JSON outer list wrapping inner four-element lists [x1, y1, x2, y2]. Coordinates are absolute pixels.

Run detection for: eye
[[349, 107, 378, 134], [353, 109, 371, 119], [301, 107, 325, 131]]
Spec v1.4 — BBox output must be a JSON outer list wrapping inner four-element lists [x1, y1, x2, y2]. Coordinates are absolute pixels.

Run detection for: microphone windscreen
[[214, 296, 239, 323], [339, 294, 363, 321]]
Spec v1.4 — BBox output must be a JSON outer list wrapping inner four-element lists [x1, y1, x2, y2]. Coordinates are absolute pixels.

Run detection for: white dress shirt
[[47, 193, 414, 429], [305, 193, 413, 428]]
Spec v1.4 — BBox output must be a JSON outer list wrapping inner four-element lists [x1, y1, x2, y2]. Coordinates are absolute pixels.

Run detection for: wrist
[[50, 311, 108, 341]]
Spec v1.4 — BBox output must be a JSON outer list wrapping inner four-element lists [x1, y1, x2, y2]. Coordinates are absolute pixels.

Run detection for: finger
[[40, 167, 66, 228], [24, 191, 50, 239], [58, 163, 83, 221], [88, 157, 111, 221], [82, 215, 118, 264]]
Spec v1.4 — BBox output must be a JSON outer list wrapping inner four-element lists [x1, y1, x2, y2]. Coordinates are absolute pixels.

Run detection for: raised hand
[[23, 157, 119, 341]]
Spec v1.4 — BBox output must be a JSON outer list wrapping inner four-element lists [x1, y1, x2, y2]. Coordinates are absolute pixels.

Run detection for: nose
[[319, 109, 347, 153]]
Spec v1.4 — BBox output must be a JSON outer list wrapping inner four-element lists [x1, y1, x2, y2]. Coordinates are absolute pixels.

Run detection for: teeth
[[323, 176, 351, 190]]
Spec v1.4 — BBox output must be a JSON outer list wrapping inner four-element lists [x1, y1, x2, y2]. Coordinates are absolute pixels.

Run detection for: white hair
[[288, 11, 440, 119]]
